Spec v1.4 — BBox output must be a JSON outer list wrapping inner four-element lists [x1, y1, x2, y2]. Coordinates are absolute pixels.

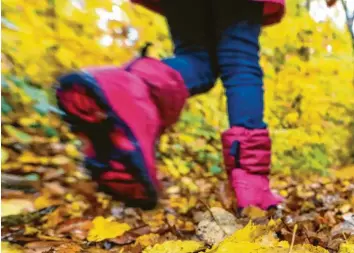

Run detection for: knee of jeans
[[188, 73, 217, 95], [174, 54, 218, 95]]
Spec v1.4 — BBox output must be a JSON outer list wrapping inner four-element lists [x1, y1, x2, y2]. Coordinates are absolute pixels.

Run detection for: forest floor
[[1, 112, 354, 253]]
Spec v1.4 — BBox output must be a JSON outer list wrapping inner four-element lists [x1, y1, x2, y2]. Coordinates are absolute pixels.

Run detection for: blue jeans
[[160, 0, 266, 129]]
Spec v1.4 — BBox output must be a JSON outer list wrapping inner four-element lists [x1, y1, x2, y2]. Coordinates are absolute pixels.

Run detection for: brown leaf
[[110, 225, 151, 245], [324, 211, 337, 226], [54, 243, 82, 253], [24, 241, 64, 253], [217, 181, 233, 210], [56, 218, 93, 234], [43, 182, 67, 196]]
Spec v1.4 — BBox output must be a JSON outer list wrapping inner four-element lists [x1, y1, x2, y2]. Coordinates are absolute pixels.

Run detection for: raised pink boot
[[56, 57, 188, 209], [221, 127, 283, 210]]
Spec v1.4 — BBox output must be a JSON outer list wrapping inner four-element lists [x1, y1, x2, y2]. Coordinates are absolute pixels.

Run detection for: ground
[[1, 116, 354, 252]]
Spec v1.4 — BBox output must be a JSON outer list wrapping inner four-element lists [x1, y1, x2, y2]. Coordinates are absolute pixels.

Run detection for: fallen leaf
[[87, 216, 131, 242], [135, 233, 160, 248], [110, 225, 151, 245], [24, 241, 63, 253], [34, 194, 60, 209], [2, 147, 10, 164], [43, 182, 67, 196], [3, 125, 32, 144], [1, 199, 35, 216], [339, 242, 354, 253], [242, 206, 267, 219], [143, 240, 204, 253], [51, 243, 82, 253], [1, 242, 24, 253], [56, 218, 93, 234]]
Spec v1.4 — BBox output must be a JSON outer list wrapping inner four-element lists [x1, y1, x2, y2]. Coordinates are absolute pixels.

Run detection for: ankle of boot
[[124, 57, 189, 128], [222, 127, 271, 174]]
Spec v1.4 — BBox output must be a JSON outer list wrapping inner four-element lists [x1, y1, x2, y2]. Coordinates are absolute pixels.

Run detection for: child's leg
[[215, 0, 266, 129], [55, 0, 217, 209], [159, 0, 218, 96], [214, 0, 283, 209]]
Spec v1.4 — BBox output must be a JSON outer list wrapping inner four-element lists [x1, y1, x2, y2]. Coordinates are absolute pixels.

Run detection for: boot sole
[[56, 71, 158, 209]]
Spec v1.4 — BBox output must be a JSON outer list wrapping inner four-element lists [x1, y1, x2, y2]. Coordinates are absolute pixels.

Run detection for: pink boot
[[221, 127, 283, 210], [56, 57, 188, 209]]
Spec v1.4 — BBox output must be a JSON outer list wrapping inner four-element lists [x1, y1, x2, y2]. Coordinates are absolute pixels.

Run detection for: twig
[[198, 199, 228, 236], [280, 217, 292, 232], [288, 224, 298, 253], [302, 225, 311, 244]]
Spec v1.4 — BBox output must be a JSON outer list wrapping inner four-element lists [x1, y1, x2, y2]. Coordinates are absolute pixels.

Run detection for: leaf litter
[[2, 83, 354, 253]]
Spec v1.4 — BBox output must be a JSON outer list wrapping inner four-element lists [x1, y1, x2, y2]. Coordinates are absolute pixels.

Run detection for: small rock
[[193, 211, 205, 223], [331, 213, 354, 237], [196, 207, 242, 245]]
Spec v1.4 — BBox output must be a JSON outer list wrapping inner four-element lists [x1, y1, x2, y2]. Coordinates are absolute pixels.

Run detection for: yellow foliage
[[141, 221, 331, 253], [2, 0, 169, 84], [2, 0, 353, 177], [87, 216, 131, 242], [207, 221, 329, 253]]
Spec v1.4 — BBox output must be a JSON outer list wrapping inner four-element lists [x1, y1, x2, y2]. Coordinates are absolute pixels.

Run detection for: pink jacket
[[131, 0, 285, 26]]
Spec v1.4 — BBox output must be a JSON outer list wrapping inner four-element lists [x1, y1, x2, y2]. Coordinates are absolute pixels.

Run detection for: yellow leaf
[[55, 47, 75, 68], [34, 194, 57, 209], [1, 242, 24, 253], [18, 117, 38, 127], [25, 63, 42, 79], [241, 206, 267, 219], [18, 151, 39, 164], [334, 166, 354, 180], [3, 125, 33, 144], [207, 221, 330, 253], [24, 225, 39, 235], [143, 240, 204, 253], [1, 199, 35, 216], [51, 155, 71, 165], [339, 242, 354, 253], [87, 216, 131, 242], [2, 147, 10, 164], [181, 177, 198, 193], [135, 234, 160, 248], [65, 143, 81, 159]]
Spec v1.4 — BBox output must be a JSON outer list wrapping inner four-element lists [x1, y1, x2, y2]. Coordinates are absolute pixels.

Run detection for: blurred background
[[1, 0, 354, 252], [2, 0, 353, 176]]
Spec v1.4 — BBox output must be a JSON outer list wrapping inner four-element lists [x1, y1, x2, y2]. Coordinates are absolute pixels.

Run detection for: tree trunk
[[306, 0, 311, 10], [339, 0, 354, 54]]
